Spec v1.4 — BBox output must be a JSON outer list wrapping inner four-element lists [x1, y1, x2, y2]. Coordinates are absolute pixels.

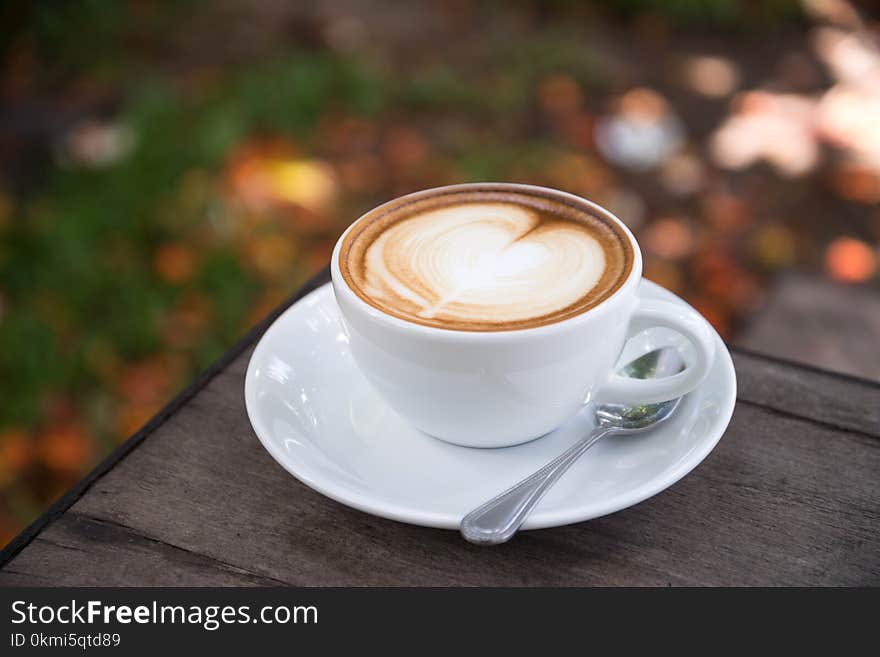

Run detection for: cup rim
[[330, 182, 643, 341]]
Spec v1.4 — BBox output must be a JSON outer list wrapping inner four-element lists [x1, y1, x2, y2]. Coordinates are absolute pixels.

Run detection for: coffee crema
[[339, 185, 634, 331]]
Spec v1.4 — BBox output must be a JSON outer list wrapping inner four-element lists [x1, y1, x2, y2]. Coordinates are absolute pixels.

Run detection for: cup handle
[[596, 298, 716, 405]]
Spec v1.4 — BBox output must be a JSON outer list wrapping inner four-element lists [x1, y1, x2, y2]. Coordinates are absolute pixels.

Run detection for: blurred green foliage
[[1, 51, 377, 423]]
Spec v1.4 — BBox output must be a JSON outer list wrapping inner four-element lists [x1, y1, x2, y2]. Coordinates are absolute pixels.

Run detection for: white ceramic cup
[[331, 183, 715, 448]]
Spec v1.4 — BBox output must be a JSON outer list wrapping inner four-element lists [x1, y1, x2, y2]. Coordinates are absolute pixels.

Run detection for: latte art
[[340, 186, 633, 331], [365, 203, 606, 323]]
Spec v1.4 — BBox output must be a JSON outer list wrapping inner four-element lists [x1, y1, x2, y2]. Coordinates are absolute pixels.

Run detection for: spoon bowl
[[595, 396, 681, 432]]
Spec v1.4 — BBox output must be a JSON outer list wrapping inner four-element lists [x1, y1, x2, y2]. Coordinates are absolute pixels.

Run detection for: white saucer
[[245, 281, 736, 530]]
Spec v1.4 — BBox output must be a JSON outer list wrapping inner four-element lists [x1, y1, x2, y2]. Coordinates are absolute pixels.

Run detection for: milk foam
[[359, 202, 608, 327]]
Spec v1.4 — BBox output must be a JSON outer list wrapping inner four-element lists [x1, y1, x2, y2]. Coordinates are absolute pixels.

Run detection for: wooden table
[[737, 272, 880, 381], [2, 268, 878, 586]]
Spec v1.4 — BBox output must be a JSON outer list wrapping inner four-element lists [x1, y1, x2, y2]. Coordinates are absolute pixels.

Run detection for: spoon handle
[[460, 427, 617, 545]]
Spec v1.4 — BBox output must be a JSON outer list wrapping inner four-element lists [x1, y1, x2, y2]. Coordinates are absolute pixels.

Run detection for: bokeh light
[[710, 91, 820, 177], [681, 55, 741, 98], [595, 88, 685, 170], [642, 216, 697, 260], [825, 237, 877, 282]]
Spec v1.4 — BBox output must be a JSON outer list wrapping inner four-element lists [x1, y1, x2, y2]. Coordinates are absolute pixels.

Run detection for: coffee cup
[[331, 183, 715, 448]]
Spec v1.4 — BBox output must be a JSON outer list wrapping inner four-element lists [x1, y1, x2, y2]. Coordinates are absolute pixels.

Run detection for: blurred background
[[1, 0, 879, 546]]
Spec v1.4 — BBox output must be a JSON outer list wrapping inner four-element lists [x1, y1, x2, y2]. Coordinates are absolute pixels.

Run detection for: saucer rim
[[245, 280, 737, 530]]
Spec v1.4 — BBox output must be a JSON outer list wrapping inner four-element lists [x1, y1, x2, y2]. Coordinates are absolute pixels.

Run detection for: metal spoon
[[460, 347, 685, 545]]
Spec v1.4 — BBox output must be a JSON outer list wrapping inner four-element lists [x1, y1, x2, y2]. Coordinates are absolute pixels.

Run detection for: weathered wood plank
[[0, 513, 282, 586], [737, 272, 880, 382], [55, 348, 878, 586], [733, 351, 880, 438]]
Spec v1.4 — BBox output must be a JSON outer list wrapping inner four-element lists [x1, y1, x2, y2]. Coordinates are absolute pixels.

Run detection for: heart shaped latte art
[[360, 203, 607, 328]]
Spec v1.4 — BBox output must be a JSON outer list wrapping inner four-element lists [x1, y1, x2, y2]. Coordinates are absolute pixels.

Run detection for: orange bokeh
[[830, 164, 880, 204], [824, 237, 877, 282], [153, 242, 196, 284], [382, 127, 430, 170], [114, 401, 162, 440], [641, 216, 696, 260], [160, 292, 212, 350], [114, 355, 182, 409], [537, 74, 582, 116], [37, 422, 93, 472], [0, 428, 33, 476]]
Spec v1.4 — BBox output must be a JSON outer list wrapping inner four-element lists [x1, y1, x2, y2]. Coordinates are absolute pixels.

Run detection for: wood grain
[[0, 513, 281, 586], [737, 272, 880, 382], [2, 268, 878, 586], [733, 350, 880, 438]]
